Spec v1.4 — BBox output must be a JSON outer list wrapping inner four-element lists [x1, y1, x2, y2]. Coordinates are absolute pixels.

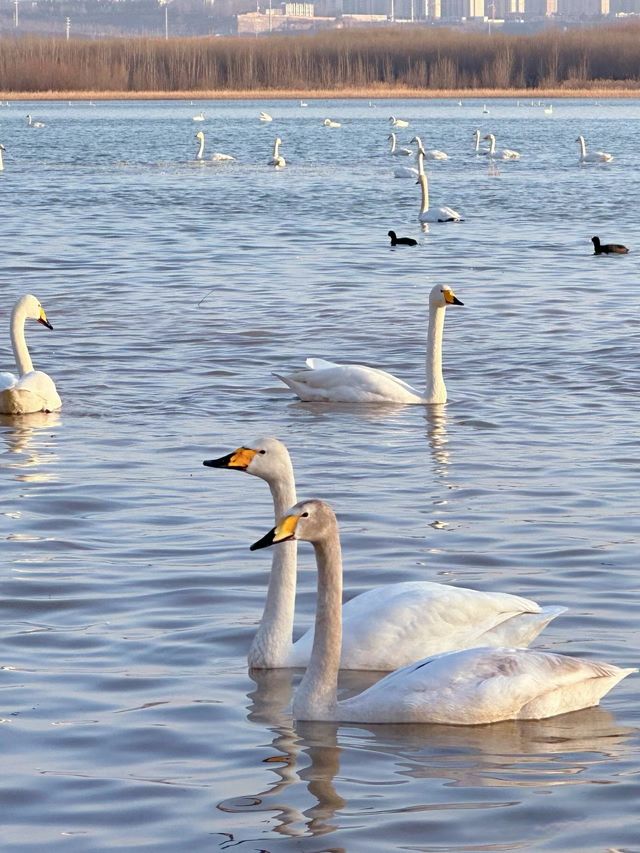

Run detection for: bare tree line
[[1, 25, 640, 93]]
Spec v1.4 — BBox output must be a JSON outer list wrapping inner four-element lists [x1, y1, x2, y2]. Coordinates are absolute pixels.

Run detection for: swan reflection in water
[[0, 410, 61, 483], [216, 668, 634, 843]]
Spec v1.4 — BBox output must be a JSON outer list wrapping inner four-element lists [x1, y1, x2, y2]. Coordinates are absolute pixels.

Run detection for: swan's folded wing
[[0, 372, 18, 391], [16, 370, 62, 411], [275, 359, 424, 403]]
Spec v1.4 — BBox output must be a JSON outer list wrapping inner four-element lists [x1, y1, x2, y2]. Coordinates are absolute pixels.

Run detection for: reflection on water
[[0, 411, 60, 483]]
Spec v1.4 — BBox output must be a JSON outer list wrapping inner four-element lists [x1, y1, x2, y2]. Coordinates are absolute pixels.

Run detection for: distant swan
[[387, 133, 413, 156], [300, 100, 308, 107], [389, 116, 409, 128], [194, 130, 235, 162], [410, 134, 448, 160], [576, 135, 613, 163], [0, 294, 61, 415], [260, 111, 273, 122], [416, 150, 463, 223], [26, 114, 45, 128], [592, 236, 629, 255], [544, 104, 553, 115], [269, 137, 286, 169], [205, 438, 565, 669], [483, 133, 520, 160], [323, 118, 341, 128], [274, 284, 463, 404], [192, 112, 205, 122], [0, 143, 5, 171], [394, 164, 419, 178], [251, 499, 635, 724]]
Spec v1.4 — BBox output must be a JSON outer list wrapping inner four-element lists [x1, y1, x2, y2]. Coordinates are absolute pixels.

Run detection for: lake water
[[0, 97, 638, 852]]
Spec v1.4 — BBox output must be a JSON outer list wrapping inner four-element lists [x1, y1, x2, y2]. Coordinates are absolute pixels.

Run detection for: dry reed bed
[[2, 25, 640, 93]]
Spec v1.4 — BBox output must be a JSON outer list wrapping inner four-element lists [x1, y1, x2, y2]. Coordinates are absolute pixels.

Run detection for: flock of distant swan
[[1, 102, 635, 725]]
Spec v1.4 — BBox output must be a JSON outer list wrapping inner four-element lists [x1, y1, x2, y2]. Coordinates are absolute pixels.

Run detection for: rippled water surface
[[1, 98, 639, 852]]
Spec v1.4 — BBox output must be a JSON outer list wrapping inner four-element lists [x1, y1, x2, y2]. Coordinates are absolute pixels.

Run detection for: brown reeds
[[2, 24, 640, 94]]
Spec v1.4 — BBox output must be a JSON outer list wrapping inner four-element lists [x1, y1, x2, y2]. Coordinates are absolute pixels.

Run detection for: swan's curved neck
[[425, 302, 447, 403], [418, 172, 429, 214], [578, 137, 586, 157], [474, 131, 480, 152], [0, 149, 4, 171], [248, 467, 299, 668], [196, 136, 204, 159], [488, 135, 496, 154], [11, 304, 33, 375], [292, 529, 342, 721], [273, 139, 280, 158]]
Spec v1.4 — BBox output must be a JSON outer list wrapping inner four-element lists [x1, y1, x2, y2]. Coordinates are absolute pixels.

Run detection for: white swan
[[0, 294, 61, 415], [416, 151, 463, 223], [274, 283, 462, 404], [483, 133, 520, 160], [26, 114, 45, 128], [205, 438, 567, 670], [576, 135, 613, 163], [393, 163, 419, 179], [389, 116, 409, 128], [260, 111, 273, 122], [387, 133, 413, 156], [322, 118, 341, 128], [269, 137, 286, 169], [192, 112, 205, 122], [300, 100, 308, 107], [410, 135, 448, 160], [544, 104, 553, 115], [482, 104, 490, 114], [472, 129, 490, 155], [0, 143, 5, 172], [251, 500, 635, 724], [194, 130, 235, 162]]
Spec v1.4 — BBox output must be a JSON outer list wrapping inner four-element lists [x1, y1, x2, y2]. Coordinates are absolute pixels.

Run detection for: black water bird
[[592, 236, 629, 255], [388, 230, 417, 247]]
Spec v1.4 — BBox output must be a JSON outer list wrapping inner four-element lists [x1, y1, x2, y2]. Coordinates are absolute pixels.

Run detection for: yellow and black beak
[[38, 307, 53, 330], [444, 290, 463, 307], [250, 513, 300, 551], [203, 446, 257, 471]]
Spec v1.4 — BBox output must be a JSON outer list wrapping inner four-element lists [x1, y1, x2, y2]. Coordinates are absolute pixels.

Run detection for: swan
[[544, 104, 553, 115], [472, 129, 490, 155], [482, 104, 490, 114], [274, 283, 463, 404], [592, 236, 629, 255], [388, 230, 417, 246], [26, 114, 45, 128], [576, 135, 613, 163], [389, 116, 409, 128], [394, 164, 420, 178], [300, 101, 308, 107], [260, 111, 273, 122], [483, 134, 520, 160], [205, 438, 566, 669], [0, 143, 5, 171], [387, 133, 413, 156], [251, 499, 635, 724], [416, 151, 463, 223], [269, 137, 286, 169], [192, 112, 205, 122], [410, 135, 448, 160], [194, 130, 235, 162], [322, 118, 341, 128], [0, 294, 61, 415]]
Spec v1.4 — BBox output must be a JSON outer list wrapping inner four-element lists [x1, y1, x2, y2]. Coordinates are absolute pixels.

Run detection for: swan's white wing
[[394, 165, 419, 178], [274, 360, 424, 404], [426, 150, 448, 160], [339, 646, 635, 724], [12, 370, 61, 413], [211, 153, 235, 161], [291, 581, 565, 670], [0, 371, 18, 391]]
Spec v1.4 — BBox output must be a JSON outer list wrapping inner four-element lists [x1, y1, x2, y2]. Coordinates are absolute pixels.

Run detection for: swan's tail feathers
[[272, 371, 298, 393], [480, 605, 568, 648], [305, 358, 340, 370]]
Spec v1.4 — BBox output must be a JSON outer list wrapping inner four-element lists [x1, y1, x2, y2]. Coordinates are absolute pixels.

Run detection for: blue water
[[0, 97, 638, 852]]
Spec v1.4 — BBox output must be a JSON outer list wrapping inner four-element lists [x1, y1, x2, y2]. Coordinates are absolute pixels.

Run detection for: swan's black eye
[[259, 450, 266, 455], [301, 512, 309, 518]]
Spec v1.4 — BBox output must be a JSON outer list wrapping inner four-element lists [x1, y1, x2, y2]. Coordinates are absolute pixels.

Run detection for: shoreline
[[3, 86, 640, 101]]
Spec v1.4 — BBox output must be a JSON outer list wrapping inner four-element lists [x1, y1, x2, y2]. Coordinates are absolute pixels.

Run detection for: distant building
[[441, 0, 485, 17], [557, 0, 609, 14], [525, 0, 557, 14]]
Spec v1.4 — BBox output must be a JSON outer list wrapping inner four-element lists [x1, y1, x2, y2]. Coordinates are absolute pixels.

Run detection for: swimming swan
[[483, 134, 520, 160], [576, 135, 613, 163], [192, 112, 205, 122], [416, 152, 463, 223], [274, 284, 462, 404], [0, 294, 61, 415], [260, 111, 273, 122], [194, 130, 235, 162], [205, 438, 565, 669], [269, 137, 286, 169], [387, 133, 413, 156], [410, 135, 448, 160], [251, 500, 635, 723], [389, 116, 409, 128], [26, 114, 45, 128], [323, 119, 341, 128], [0, 143, 5, 171], [472, 129, 490, 155]]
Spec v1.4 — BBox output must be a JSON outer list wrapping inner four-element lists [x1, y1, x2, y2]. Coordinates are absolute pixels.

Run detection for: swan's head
[[195, 130, 204, 141], [203, 436, 292, 484], [575, 135, 585, 143], [388, 116, 396, 123], [409, 135, 422, 144], [274, 136, 283, 144], [14, 294, 53, 329], [483, 134, 495, 141], [430, 284, 463, 308], [250, 499, 335, 550], [323, 119, 332, 126]]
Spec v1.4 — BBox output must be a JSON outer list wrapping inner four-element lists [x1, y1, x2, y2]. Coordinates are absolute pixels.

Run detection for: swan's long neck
[[0, 149, 4, 171], [389, 134, 396, 153], [424, 302, 447, 403], [248, 467, 299, 668], [418, 171, 429, 215], [10, 304, 33, 376], [196, 136, 204, 159], [273, 139, 280, 158], [292, 528, 342, 721], [578, 136, 587, 158], [488, 135, 496, 154], [474, 131, 480, 152]]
